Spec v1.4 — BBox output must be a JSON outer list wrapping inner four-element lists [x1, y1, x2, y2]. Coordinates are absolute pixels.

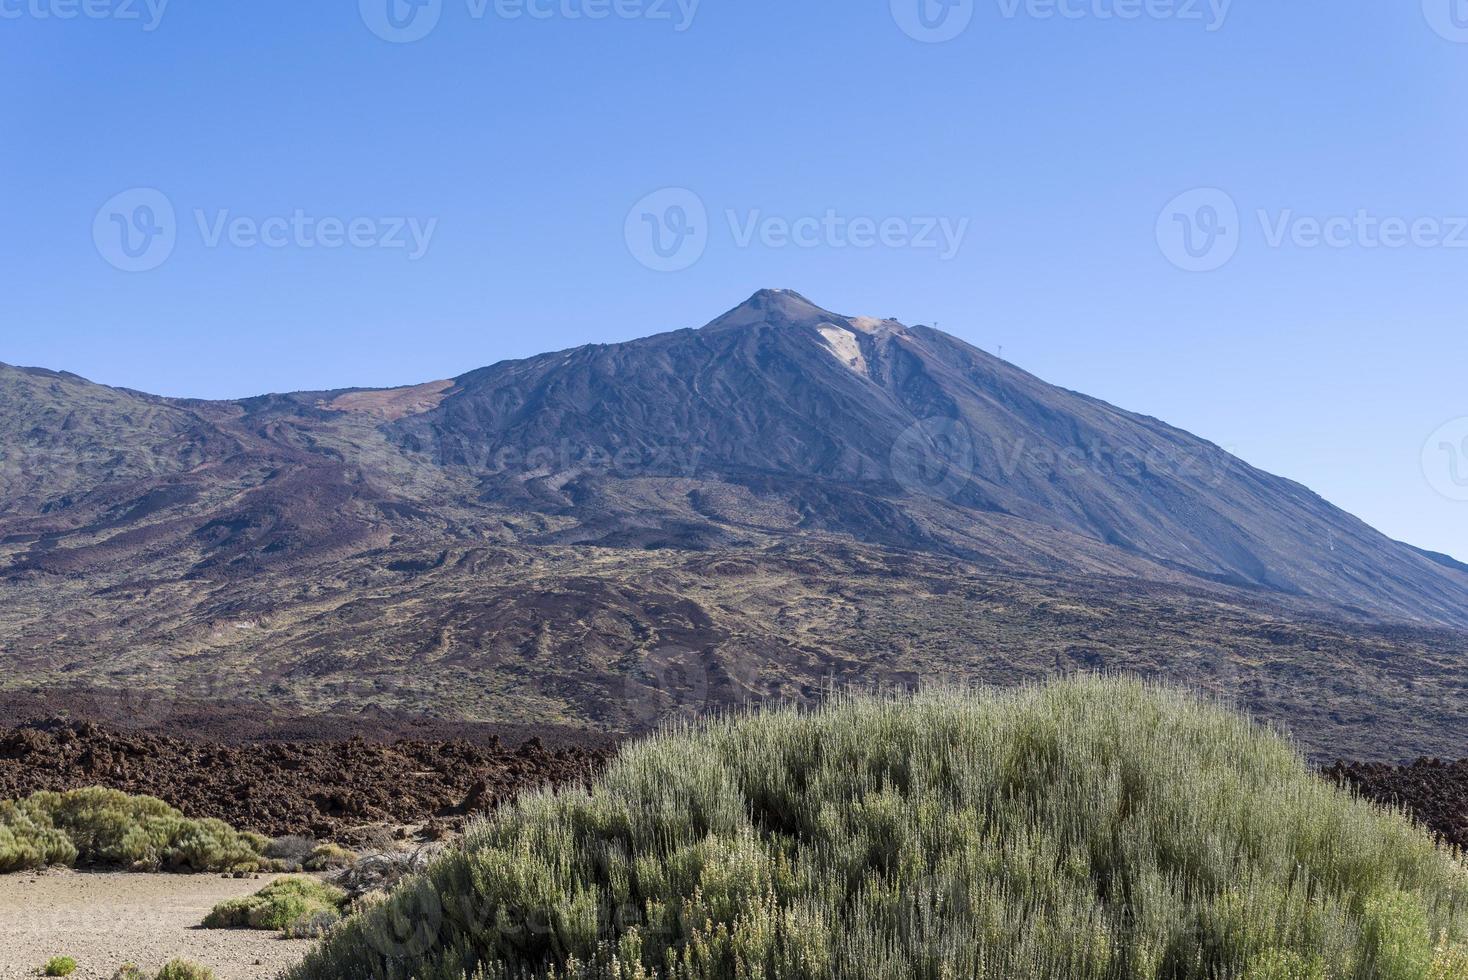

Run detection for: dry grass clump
[[290, 678, 1468, 980], [0, 788, 267, 873]]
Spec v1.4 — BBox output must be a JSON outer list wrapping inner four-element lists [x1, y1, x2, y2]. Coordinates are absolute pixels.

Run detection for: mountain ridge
[[1, 290, 1465, 758]]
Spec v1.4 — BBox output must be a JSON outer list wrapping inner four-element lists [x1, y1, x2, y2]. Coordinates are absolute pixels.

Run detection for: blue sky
[[3, 0, 1468, 559]]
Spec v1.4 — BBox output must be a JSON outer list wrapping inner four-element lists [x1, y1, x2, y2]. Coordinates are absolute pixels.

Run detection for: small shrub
[[154, 962, 214, 980], [304, 843, 356, 872], [42, 957, 77, 977], [286, 907, 343, 939], [110, 966, 146, 980], [204, 875, 348, 935], [265, 835, 319, 869]]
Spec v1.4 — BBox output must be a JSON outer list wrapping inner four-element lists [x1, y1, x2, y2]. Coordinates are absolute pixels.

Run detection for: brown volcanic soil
[[0, 719, 613, 844], [1326, 759, 1468, 852]]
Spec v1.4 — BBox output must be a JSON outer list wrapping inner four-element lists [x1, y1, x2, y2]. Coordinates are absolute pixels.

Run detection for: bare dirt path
[[0, 872, 315, 980]]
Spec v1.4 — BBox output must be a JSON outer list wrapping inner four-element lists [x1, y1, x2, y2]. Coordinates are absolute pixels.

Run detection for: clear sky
[[3, 1, 1467, 560]]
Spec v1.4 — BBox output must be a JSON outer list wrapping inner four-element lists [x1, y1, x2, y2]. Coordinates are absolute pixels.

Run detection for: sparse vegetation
[[204, 875, 348, 937], [153, 962, 214, 980], [305, 842, 357, 872], [41, 957, 77, 977], [265, 835, 321, 869], [291, 678, 1468, 980], [109, 966, 146, 980], [0, 788, 267, 873]]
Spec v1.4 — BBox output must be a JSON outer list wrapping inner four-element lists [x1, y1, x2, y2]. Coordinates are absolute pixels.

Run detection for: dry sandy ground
[[0, 872, 315, 979]]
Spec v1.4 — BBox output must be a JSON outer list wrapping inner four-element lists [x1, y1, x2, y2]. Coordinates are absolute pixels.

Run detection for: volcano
[[1, 290, 1464, 758]]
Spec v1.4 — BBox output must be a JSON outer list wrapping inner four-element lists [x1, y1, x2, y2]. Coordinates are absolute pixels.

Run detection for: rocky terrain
[[1329, 758, 1468, 852], [2, 290, 1467, 760], [0, 719, 610, 844]]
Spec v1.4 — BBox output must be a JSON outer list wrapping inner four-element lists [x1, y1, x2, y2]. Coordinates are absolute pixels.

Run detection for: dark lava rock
[[0, 721, 610, 844]]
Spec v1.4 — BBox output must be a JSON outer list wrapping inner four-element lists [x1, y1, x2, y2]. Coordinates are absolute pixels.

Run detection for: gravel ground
[[0, 872, 315, 980]]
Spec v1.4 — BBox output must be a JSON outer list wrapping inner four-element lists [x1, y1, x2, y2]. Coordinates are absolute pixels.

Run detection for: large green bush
[[0, 787, 266, 873], [291, 678, 1468, 980]]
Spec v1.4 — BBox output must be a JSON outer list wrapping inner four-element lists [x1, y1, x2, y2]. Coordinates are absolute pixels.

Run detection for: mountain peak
[[705, 289, 832, 332], [746, 287, 821, 311]]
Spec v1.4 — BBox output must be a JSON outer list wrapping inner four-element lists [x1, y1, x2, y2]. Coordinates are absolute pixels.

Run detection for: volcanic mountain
[[2, 290, 1465, 758]]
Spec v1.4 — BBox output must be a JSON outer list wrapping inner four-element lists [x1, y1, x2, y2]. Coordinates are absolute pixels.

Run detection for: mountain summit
[[383, 290, 1468, 626], [1, 291, 1465, 755]]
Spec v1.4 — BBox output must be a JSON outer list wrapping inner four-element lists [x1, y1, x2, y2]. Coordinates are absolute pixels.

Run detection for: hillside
[[2, 291, 1466, 759]]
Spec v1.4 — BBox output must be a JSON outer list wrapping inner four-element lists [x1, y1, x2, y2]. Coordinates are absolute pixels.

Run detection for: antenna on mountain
[[998, 345, 1004, 360]]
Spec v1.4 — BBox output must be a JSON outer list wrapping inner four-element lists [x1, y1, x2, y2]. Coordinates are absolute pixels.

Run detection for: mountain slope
[[1, 290, 1465, 759], [386, 289, 1468, 626]]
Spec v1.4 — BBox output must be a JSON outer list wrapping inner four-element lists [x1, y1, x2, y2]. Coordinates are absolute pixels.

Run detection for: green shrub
[[154, 962, 213, 980], [109, 966, 146, 980], [42, 957, 77, 977], [286, 907, 344, 939], [204, 875, 348, 935], [289, 677, 1468, 980], [305, 843, 357, 872], [0, 788, 267, 873]]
